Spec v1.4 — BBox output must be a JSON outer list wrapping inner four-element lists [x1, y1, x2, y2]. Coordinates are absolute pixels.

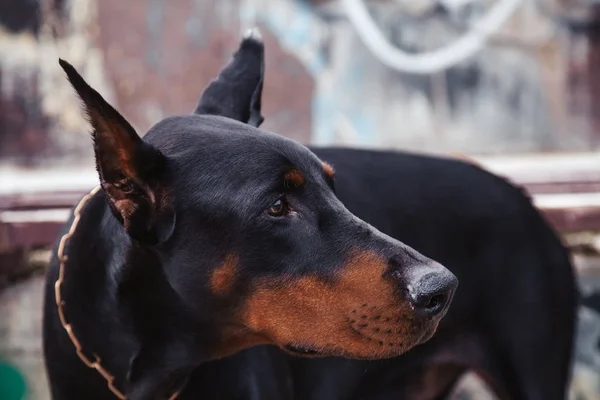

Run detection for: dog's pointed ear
[[194, 28, 265, 127], [59, 59, 175, 244]]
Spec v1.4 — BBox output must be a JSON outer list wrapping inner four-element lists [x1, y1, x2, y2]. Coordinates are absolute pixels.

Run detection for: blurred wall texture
[[3, 0, 600, 399], [3, 0, 600, 168]]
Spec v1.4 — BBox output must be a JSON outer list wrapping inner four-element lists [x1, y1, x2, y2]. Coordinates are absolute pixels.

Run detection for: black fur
[[43, 31, 577, 400]]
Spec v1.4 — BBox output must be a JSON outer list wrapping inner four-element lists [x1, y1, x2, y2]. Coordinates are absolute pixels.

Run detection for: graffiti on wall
[[243, 0, 600, 154]]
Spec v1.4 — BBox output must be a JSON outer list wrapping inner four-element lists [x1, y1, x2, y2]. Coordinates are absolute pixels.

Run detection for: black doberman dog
[[43, 30, 577, 400], [43, 31, 458, 400], [186, 36, 577, 398]]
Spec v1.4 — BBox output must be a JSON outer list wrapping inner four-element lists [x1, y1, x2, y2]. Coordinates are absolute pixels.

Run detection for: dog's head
[[60, 30, 456, 362]]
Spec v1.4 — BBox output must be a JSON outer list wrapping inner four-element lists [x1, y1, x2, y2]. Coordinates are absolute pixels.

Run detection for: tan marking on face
[[237, 250, 430, 360], [210, 253, 239, 296], [283, 169, 304, 187], [322, 162, 334, 180]]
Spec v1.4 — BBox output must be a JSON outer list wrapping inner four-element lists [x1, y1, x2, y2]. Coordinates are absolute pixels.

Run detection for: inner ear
[[59, 59, 175, 244], [194, 28, 265, 127]]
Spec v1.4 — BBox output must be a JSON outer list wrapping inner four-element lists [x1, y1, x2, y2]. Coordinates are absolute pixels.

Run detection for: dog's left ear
[[194, 28, 265, 127], [59, 59, 175, 245]]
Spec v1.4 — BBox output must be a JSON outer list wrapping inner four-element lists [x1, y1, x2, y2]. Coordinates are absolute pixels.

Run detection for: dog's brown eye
[[268, 198, 289, 217]]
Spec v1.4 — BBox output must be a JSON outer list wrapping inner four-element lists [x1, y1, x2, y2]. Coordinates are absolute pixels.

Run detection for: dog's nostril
[[413, 291, 445, 312], [412, 290, 449, 317], [424, 294, 445, 311], [410, 269, 458, 318]]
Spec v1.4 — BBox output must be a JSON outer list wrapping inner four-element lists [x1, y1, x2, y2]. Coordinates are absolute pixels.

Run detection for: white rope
[[341, 0, 523, 75], [439, 0, 481, 11]]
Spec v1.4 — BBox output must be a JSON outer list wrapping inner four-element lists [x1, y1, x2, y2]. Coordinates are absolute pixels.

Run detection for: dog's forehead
[[145, 114, 320, 171], [145, 114, 257, 142]]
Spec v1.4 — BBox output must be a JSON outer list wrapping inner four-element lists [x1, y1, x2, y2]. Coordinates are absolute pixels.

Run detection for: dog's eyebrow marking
[[211, 253, 239, 296], [283, 169, 305, 188], [322, 162, 335, 180]]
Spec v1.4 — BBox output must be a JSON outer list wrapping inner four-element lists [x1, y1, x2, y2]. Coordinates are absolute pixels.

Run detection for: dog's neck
[[59, 190, 212, 399]]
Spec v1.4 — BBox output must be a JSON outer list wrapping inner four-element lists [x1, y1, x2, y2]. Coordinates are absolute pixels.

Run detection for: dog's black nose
[[409, 268, 458, 318]]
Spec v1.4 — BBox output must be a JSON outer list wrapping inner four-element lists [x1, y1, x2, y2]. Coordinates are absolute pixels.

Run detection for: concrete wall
[[0, 0, 314, 168], [4, 0, 600, 167], [257, 0, 600, 154]]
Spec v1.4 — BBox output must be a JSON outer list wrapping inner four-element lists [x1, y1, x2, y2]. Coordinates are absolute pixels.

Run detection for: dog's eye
[[268, 198, 290, 217]]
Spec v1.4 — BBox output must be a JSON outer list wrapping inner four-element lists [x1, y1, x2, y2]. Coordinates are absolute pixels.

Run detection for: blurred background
[[2, 0, 600, 398]]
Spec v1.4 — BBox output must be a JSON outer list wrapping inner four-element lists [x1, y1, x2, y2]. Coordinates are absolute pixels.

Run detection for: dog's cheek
[[240, 276, 341, 347]]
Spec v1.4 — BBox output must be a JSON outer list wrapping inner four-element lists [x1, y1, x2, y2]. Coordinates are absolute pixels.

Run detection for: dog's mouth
[[276, 317, 434, 360], [283, 344, 322, 357]]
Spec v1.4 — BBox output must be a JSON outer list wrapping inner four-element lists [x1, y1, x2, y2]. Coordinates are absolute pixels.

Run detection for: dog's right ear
[[194, 28, 265, 127], [59, 59, 175, 245]]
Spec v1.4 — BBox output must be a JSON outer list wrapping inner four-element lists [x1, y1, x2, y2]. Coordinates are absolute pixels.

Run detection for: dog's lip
[[347, 316, 431, 350], [283, 344, 322, 356]]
